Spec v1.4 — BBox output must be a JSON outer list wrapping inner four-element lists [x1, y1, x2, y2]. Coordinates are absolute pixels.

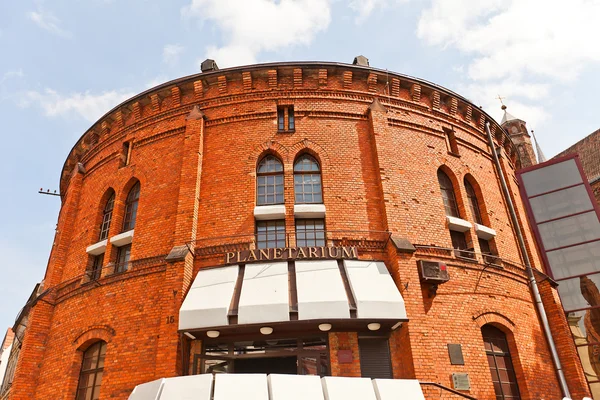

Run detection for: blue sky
[[1, 0, 599, 330]]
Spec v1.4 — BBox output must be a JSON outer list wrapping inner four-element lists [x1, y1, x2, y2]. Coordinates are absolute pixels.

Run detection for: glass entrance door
[[193, 336, 329, 376]]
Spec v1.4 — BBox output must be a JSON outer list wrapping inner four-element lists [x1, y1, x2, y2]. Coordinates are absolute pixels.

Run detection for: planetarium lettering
[[225, 246, 358, 264]]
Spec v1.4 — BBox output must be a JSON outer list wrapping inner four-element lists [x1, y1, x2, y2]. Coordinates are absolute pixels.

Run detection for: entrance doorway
[[193, 336, 329, 376]]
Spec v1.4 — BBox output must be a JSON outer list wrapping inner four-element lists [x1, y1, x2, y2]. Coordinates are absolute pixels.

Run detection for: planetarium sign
[[225, 246, 358, 264]]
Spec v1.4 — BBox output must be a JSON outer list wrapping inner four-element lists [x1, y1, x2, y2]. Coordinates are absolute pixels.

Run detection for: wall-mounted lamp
[[260, 327, 273, 335], [206, 330, 220, 338]]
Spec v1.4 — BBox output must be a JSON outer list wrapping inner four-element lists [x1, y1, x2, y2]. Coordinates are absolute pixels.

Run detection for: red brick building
[[555, 128, 600, 205], [7, 59, 592, 399]]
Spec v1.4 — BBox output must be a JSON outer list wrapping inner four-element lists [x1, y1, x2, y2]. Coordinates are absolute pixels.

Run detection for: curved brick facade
[[7, 62, 591, 399]]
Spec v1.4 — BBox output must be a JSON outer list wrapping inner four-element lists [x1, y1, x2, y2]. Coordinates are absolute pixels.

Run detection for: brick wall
[[8, 63, 589, 399]]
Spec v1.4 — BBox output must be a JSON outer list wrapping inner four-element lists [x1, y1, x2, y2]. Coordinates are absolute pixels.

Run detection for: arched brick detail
[[73, 325, 115, 351], [248, 140, 290, 174], [473, 311, 516, 331], [289, 139, 330, 172]]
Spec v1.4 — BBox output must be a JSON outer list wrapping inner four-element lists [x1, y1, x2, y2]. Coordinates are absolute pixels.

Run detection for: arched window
[[257, 156, 284, 206], [482, 325, 521, 399], [122, 182, 140, 232], [98, 191, 115, 241], [294, 154, 322, 204], [464, 178, 483, 224], [76, 341, 107, 400], [437, 169, 459, 217]]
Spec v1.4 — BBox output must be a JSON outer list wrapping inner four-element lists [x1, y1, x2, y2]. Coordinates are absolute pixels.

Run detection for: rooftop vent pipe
[[201, 59, 219, 73], [352, 55, 369, 66]]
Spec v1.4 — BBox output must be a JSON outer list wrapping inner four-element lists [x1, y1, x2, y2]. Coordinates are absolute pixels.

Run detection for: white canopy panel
[[238, 262, 290, 324], [179, 260, 407, 331], [295, 260, 350, 320], [179, 265, 238, 330], [344, 260, 407, 320], [128, 375, 426, 400], [214, 373, 269, 400], [268, 374, 325, 400]]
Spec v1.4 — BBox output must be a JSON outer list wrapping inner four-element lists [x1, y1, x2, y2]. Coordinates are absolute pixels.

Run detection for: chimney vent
[[352, 55, 369, 66], [201, 59, 219, 73]]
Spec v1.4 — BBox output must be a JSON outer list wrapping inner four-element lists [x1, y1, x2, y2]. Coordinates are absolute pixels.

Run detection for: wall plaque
[[337, 350, 353, 364], [452, 373, 470, 390], [447, 344, 464, 365]]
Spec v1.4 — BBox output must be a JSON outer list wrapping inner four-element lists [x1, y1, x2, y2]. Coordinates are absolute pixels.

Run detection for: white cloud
[[417, 0, 600, 132], [418, 0, 600, 82], [20, 88, 135, 122], [27, 6, 72, 38], [181, 0, 333, 67], [163, 44, 185, 65], [1, 69, 24, 85], [348, 0, 407, 23]]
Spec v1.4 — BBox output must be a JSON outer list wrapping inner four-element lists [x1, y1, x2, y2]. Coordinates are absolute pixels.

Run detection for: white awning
[[179, 265, 238, 330], [238, 262, 290, 324], [179, 260, 407, 331], [344, 260, 406, 320], [295, 260, 350, 320], [128, 374, 425, 400]]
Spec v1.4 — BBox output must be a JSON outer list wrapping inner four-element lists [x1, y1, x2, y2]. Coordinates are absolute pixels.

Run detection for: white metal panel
[[159, 374, 213, 400], [179, 265, 239, 330], [373, 379, 425, 400], [529, 184, 593, 223], [110, 230, 134, 246], [321, 376, 377, 400], [520, 158, 582, 196], [214, 374, 269, 400], [268, 374, 325, 400], [254, 205, 286, 220], [446, 216, 472, 232], [547, 241, 600, 280], [238, 262, 290, 324], [296, 260, 350, 320], [537, 211, 600, 250], [294, 204, 326, 218], [343, 260, 407, 320], [86, 239, 107, 255], [128, 378, 164, 400], [474, 224, 496, 240]]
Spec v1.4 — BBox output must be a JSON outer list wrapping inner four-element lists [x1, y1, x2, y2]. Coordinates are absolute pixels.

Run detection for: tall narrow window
[[465, 179, 483, 224], [257, 156, 284, 205], [296, 219, 325, 247], [122, 182, 140, 232], [277, 106, 295, 132], [99, 192, 115, 241], [437, 169, 459, 217], [482, 325, 521, 399], [76, 341, 107, 400], [277, 107, 285, 131], [444, 128, 460, 155], [115, 244, 131, 273], [256, 220, 286, 249], [122, 141, 131, 166], [294, 154, 322, 204], [90, 254, 104, 281]]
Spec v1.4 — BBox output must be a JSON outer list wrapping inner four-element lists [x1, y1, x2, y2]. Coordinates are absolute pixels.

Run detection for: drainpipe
[[485, 122, 570, 399]]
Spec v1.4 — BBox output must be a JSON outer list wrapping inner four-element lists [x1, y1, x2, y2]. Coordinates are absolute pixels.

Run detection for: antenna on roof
[[38, 188, 60, 197]]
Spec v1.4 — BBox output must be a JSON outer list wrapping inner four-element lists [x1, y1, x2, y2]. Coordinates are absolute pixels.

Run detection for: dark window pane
[[465, 179, 483, 224], [123, 182, 140, 231], [482, 325, 520, 399], [99, 192, 114, 241], [438, 170, 459, 217], [296, 219, 326, 247], [77, 342, 107, 400], [115, 244, 131, 273], [277, 108, 285, 130], [288, 107, 295, 130], [90, 254, 104, 281], [257, 220, 286, 248], [257, 156, 284, 205]]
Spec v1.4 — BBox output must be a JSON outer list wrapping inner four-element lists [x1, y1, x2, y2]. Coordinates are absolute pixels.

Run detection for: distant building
[[555, 128, 600, 204], [0, 329, 14, 394]]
